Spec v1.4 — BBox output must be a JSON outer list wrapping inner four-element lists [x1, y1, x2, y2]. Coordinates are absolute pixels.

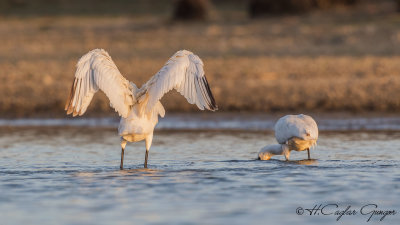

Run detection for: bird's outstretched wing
[[65, 49, 135, 118], [137, 50, 218, 113], [275, 114, 319, 144]]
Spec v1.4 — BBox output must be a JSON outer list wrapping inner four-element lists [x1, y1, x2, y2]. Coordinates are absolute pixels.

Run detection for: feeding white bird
[[258, 114, 318, 161], [65, 49, 218, 169]]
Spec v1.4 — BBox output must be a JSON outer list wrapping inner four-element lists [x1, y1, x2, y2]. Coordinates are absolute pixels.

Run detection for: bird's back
[[274, 114, 318, 144], [118, 83, 165, 139]]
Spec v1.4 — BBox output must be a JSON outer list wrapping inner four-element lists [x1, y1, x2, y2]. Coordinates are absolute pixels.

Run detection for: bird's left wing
[[65, 49, 135, 118], [137, 50, 218, 113]]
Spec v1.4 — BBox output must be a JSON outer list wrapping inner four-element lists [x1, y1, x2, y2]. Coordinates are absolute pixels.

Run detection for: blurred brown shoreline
[[1, 0, 400, 118]]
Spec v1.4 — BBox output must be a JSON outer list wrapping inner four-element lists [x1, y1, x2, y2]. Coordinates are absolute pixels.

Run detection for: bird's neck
[[260, 144, 289, 155], [259, 144, 291, 160], [276, 144, 291, 160], [275, 144, 290, 155], [270, 145, 284, 155]]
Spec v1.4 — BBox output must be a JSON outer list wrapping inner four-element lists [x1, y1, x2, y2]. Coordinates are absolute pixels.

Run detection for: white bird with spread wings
[[65, 49, 218, 169]]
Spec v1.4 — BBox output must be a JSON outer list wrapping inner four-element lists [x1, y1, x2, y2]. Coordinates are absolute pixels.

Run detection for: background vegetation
[[0, 0, 399, 117]]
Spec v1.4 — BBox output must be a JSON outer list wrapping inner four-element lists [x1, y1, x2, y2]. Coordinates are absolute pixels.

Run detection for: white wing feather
[[137, 50, 217, 113], [65, 49, 135, 118], [274, 114, 318, 144]]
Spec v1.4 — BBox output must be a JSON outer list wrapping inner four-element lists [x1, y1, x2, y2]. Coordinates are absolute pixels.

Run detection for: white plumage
[[259, 114, 318, 161], [275, 114, 318, 144], [65, 49, 218, 169]]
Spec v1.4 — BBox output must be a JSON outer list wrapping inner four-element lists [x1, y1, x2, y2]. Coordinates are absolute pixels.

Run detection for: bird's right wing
[[137, 50, 218, 114], [65, 49, 135, 118]]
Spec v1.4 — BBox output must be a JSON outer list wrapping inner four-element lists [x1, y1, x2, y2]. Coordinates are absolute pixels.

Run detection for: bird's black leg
[[144, 149, 149, 168], [120, 148, 125, 170], [120, 139, 127, 170], [307, 148, 310, 160], [144, 133, 153, 169]]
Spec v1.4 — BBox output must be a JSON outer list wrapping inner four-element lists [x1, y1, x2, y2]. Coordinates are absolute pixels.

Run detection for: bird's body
[[259, 114, 318, 161], [119, 111, 156, 143], [118, 93, 164, 143], [65, 49, 217, 169]]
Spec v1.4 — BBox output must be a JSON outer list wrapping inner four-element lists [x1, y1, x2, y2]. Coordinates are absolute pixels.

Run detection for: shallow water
[[2, 114, 400, 131], [0, 123, 400, 224]]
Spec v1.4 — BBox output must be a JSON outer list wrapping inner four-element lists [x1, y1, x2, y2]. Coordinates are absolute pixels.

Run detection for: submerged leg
[[283, 145, 291, 161], [144, 132, 153, 168], [307, 148, 310, 160], [120, 139, 127, 170], [144, 149, 149, 168], [284, 151, 291, 161]]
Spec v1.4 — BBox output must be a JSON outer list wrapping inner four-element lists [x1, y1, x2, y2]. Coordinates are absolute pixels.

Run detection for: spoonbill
[[65, 49, 218, 169], [258, 114, 318, 161]]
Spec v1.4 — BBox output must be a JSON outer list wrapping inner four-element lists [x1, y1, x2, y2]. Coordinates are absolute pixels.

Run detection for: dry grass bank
[[0, 0, 400, 117]]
